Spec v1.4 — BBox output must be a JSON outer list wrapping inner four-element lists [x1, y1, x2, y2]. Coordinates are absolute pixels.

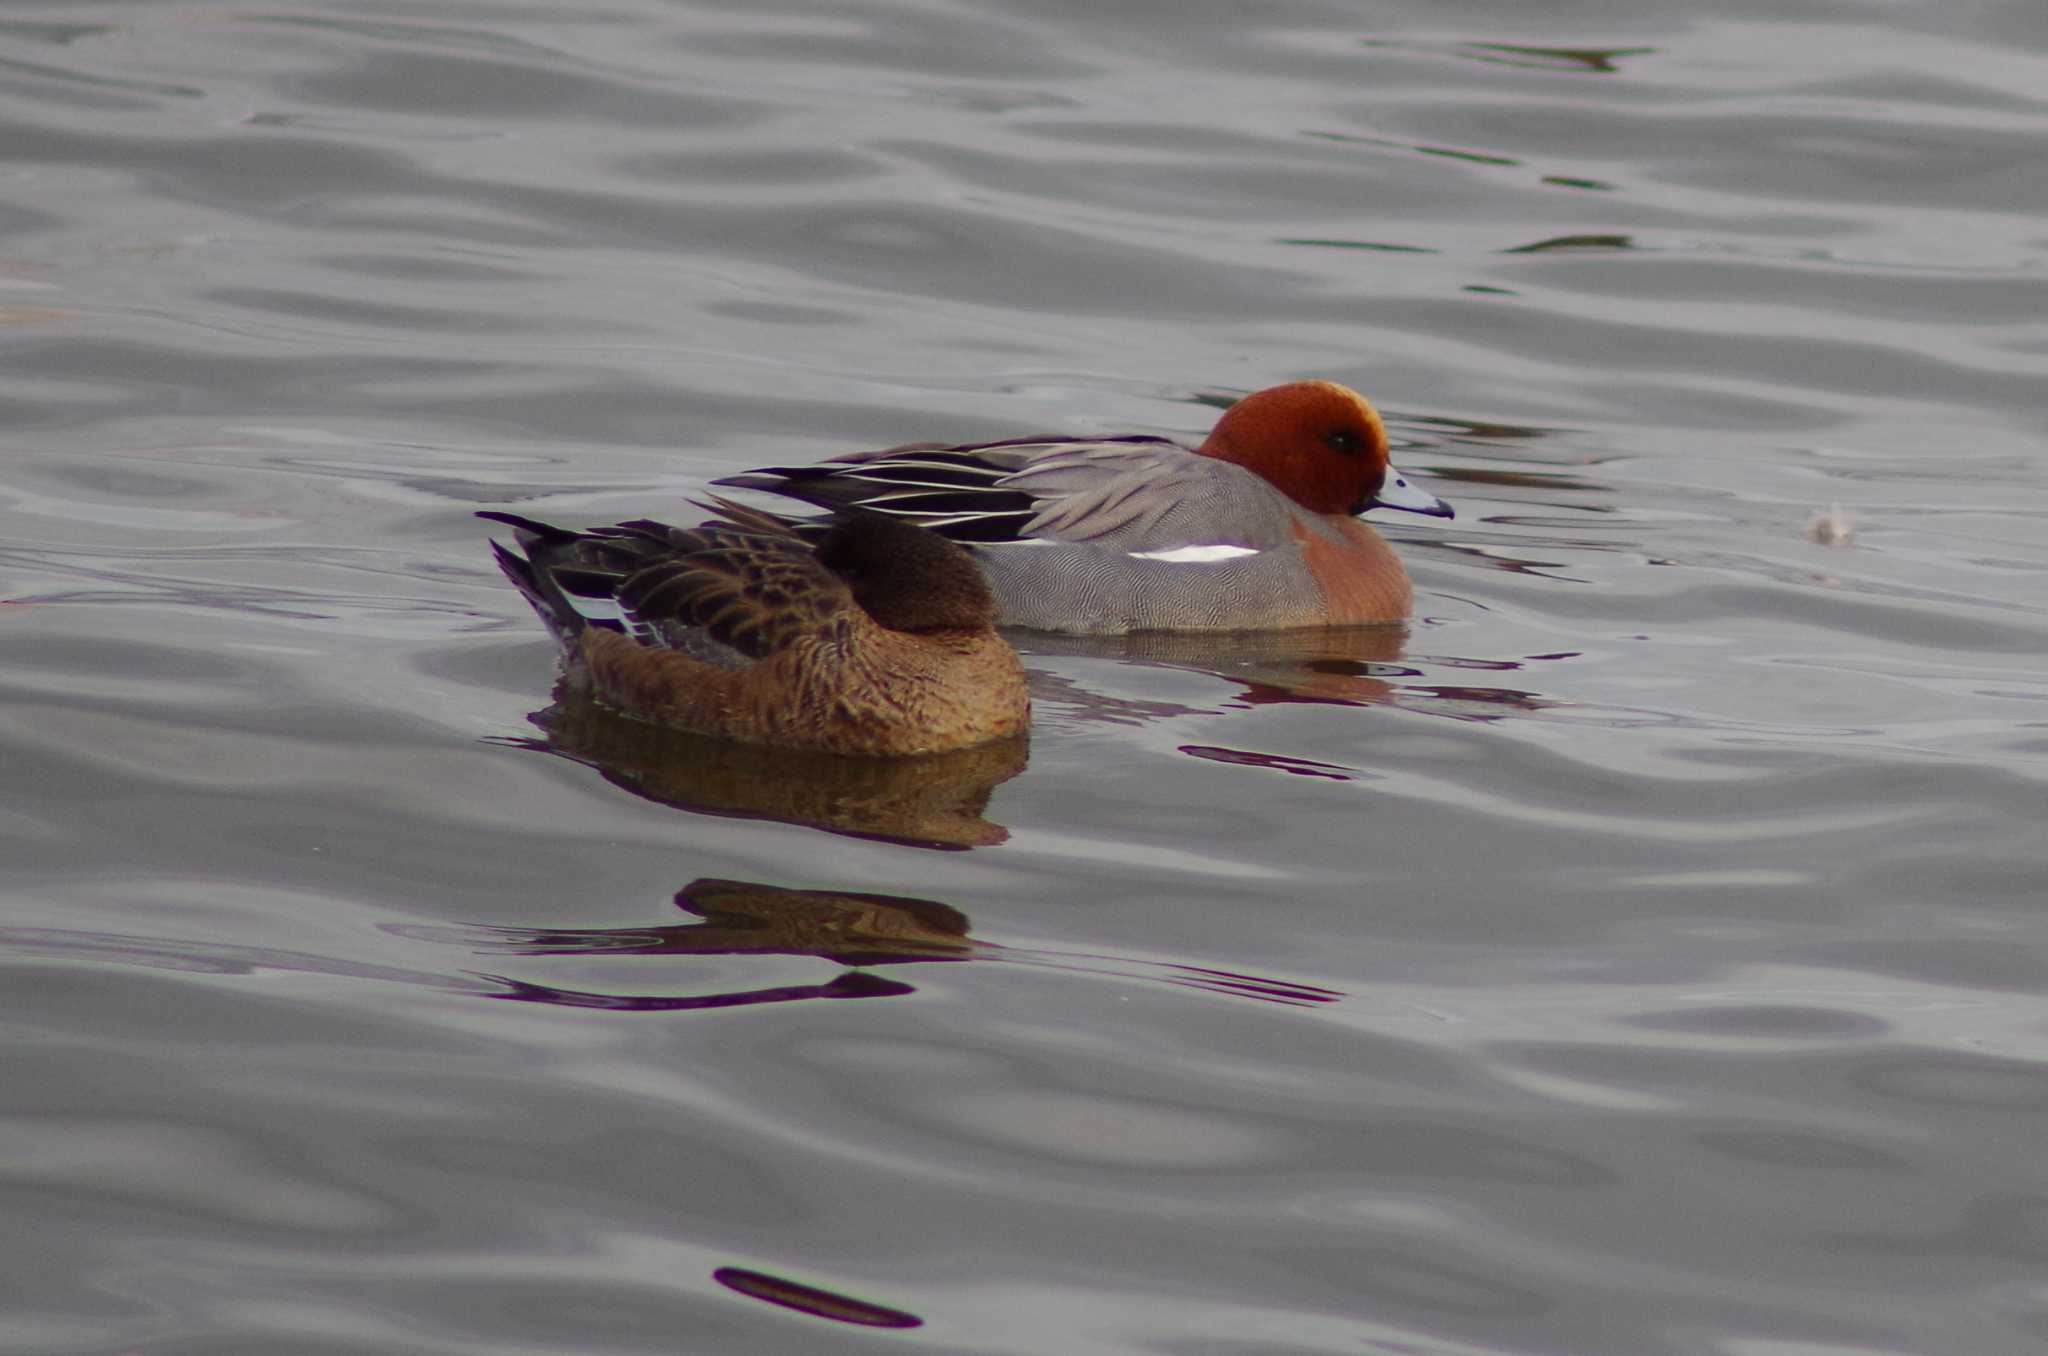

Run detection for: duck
[[478, 499, 1029, 756], [715, 380, 1452, 635]]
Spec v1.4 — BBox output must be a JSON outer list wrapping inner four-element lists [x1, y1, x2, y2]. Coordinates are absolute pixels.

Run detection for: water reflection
[[485, 968, 919, 1010], [503, 686, 1028, 849], [1393, 414, 1558, 443], [1454, 45, 1657, 75], [490, 877, 977, 967], [1356, 37, 1658, 76], [1503, 233, 1637, 253], [1024, 628, 1552, 725], [415, 877, 1342, 1011], [713, 1267, 922, 1329], [1026, 628, 1412, 715]]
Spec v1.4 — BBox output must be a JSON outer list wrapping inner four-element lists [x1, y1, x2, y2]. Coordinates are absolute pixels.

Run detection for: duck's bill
[[1366, 468, 1454, 519]]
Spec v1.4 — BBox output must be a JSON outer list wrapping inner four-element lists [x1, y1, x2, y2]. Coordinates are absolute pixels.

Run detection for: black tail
[[477, 512, 606, 648]]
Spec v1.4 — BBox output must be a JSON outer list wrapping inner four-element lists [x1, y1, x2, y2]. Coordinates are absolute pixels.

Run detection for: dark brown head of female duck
[[817, 515, 1000, 634]]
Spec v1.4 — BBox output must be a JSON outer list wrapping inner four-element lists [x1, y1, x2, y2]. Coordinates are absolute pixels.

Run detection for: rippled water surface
[[5, 2, 2047, 1352]]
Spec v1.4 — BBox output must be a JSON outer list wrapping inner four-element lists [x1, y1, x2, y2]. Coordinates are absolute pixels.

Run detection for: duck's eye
[[1323, 428, 1363, 455]]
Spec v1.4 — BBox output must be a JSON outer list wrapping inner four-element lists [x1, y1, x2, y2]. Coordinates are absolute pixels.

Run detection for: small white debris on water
[[1804, 506, 1856, 546]]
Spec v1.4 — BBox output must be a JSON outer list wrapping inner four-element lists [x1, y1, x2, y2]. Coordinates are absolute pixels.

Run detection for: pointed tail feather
[[478, 512, 616, 648]]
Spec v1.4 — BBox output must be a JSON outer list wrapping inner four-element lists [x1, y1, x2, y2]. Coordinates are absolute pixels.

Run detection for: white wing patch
[[1125, 543, 1261, 563], [566, 593, 658, 643]]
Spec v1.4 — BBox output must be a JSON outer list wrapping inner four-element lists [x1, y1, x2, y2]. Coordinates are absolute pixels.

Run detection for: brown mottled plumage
[[479, 501, 1029, 756]]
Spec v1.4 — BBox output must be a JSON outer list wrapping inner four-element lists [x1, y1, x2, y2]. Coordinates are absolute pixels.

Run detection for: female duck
[[480, 503, 1028, 755]]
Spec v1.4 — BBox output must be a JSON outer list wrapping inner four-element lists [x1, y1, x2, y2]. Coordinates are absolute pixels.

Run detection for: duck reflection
[[498, 877, 976, 967], [1022, 627, 1412, 718], [425, 877, 1342, 1012], [503, 685, 1027, 849], [1021, 627, 1548, 725]]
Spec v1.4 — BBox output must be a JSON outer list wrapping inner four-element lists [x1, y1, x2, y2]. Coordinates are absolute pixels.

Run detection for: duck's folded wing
[[615, 524, 853, 661], [717, 435, 1295, 554], [715, 438, 1060, 541], [998, 444, 1301, 555]]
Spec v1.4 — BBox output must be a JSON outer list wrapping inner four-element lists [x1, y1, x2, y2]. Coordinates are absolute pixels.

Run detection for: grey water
[[3, 2, 2046, 1353]]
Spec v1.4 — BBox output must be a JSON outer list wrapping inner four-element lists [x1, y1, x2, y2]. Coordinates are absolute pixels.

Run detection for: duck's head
[[818, 516, 999, 633], [1199, 380, 1452, 520]]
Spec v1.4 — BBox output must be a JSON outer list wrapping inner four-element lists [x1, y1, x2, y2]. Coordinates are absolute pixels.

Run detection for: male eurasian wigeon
[[478, 501, 1029, 756], [716, 380, 1452, 635]]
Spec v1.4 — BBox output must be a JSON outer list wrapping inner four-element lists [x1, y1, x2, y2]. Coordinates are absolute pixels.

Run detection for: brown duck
[[479, 500, 1029, 756]]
